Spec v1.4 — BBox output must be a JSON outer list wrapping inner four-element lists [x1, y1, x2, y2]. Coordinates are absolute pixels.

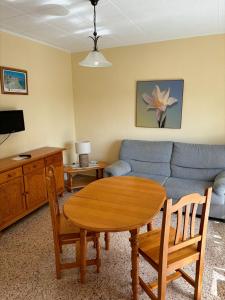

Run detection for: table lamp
[[75, 141, 91, 167]]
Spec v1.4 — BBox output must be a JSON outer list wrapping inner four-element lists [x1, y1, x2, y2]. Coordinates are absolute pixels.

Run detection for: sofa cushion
[[129, 160, 170, 177], [127, 172, 168, 185], [171, 165, 222, 181], [165, 177, 223, 205], [171, 142, 225, 181], [213, 171, 225, 195], [104, 160, 131, 177], [120, 140, 173, 177]]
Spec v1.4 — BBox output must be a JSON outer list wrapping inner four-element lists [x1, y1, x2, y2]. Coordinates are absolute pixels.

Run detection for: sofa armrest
[[213, 171, 225, 195], [104, 160, 131, 177]]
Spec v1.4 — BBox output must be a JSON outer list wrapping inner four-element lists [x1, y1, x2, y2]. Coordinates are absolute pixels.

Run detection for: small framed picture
[[0, 67, 28, 95]]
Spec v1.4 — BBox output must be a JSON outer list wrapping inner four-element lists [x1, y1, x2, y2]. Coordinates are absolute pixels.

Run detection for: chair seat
[[59, 213, 98, 238], [59, 213, 80, 235], [138, 227, 198, 270]]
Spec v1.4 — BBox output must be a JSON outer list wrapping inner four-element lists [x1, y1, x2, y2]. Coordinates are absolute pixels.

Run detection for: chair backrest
[[46, 166, 60, 240], [159, 188, 212, 263]]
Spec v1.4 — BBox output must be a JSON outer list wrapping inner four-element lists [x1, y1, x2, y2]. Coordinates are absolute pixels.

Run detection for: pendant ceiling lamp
[[79, 0, 112, 68]]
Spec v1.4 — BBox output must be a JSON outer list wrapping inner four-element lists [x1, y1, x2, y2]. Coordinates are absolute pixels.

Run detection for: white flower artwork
[[136, 80, 184, 128], [142, 85, 178, 128]]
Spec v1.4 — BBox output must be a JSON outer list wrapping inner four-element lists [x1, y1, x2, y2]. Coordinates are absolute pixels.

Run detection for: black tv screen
[[0, 110, 25, 134]]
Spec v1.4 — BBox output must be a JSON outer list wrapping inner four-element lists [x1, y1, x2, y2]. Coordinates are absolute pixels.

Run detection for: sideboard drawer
[[45, 152, 62, 166], [0, 167, 23, 184], [23, 159, 45, 174]]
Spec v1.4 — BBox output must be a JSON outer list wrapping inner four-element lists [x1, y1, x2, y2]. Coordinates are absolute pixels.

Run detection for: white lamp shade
[[75, 141, 91, 154], [79, 50, 112, 68]]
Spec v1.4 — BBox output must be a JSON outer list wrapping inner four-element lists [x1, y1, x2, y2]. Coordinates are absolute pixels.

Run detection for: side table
[[64, 161, 107, 192]]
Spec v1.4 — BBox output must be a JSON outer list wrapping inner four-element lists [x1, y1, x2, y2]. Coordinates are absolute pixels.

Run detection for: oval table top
[[63, 176, 166, 232]]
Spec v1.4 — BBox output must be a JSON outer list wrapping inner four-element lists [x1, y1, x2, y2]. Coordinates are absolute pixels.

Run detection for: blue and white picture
[[136, 80, 184, 128], [1, 67, 28, 94]]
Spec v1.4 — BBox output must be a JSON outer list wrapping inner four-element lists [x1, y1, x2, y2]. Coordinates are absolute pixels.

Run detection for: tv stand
[[0, 147, 64, 231]]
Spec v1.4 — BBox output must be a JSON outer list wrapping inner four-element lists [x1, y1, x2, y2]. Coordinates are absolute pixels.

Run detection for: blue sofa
[[104, 140, 225, 221]]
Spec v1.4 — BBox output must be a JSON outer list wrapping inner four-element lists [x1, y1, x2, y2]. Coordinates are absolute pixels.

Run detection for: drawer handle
[[8, 173, 13, 178], [33, 165, 37, 168]]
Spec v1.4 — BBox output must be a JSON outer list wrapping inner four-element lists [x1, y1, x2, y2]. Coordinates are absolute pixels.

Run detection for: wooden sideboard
[[0, 147, 64, 231]]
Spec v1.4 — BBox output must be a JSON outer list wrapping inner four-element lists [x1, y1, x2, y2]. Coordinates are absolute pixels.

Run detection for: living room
[[0, 0, 225, 299]]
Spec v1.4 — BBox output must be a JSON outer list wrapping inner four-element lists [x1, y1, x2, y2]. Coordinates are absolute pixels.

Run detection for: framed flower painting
[[136, 79, 184, 128]]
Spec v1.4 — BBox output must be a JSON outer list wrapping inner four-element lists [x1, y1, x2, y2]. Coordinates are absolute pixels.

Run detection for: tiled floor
[[0, 193, 225, 300]]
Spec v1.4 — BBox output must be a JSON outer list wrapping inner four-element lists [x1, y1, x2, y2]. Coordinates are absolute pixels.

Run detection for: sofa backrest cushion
[[171, 142, 225, 181], [120, 140, 173, 176]]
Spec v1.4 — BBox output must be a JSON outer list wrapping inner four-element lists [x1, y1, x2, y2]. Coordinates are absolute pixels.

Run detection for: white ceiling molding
[[0, 0, 224, 52], [0, 28, 71, 53]]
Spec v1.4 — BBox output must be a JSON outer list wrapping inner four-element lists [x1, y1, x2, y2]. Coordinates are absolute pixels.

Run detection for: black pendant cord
[[89, 1, 100, 51], [93, 4, 97, 36]]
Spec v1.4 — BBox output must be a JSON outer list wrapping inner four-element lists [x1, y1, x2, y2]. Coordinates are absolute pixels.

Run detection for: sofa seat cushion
[[127, 172, 168, 185], [165, 177, 223, 205], [120, 140, 173, 177]]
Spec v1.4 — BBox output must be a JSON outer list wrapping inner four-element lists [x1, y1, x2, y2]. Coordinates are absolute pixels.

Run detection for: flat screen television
[[0, 110, 25, 134]]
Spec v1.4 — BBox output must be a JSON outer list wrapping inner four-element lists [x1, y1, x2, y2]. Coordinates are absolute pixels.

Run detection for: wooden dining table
[[63, 176, 166, 300]]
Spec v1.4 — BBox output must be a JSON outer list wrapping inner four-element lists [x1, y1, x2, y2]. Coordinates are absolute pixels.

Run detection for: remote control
[[19, 154, 32, 158]]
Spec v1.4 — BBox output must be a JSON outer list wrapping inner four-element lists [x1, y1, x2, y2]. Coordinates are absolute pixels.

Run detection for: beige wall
[[1, 33, 224, 164], [0, 31, 76, 162], [72, 34, 225, 162]]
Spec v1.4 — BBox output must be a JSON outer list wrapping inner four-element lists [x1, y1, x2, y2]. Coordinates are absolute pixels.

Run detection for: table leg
[[147, 222, 153, 231], [130, 229, 140, 300], [59, 191, 64, 197], [75, 241, 80, 264], [67, 174, 73, 192], [104, 232, 110, 250], [96, 168, 103, 180], [80, 229, 87, 284]]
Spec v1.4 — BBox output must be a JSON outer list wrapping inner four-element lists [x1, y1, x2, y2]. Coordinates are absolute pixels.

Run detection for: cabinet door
[[24, 160, 47, 210], [45, 152, 64, 195], [0, 177, 26, 228]]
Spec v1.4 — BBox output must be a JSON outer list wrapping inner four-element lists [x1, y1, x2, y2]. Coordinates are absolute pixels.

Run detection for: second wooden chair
[[138, 188, 212, 300]]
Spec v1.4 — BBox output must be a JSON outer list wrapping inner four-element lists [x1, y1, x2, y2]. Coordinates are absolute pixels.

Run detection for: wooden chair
[[46, 166, 101, 280], [138, 188, 212, 300]]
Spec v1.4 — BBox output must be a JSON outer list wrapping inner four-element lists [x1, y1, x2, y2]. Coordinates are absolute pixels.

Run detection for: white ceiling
[[0, 0, 224, 52]]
